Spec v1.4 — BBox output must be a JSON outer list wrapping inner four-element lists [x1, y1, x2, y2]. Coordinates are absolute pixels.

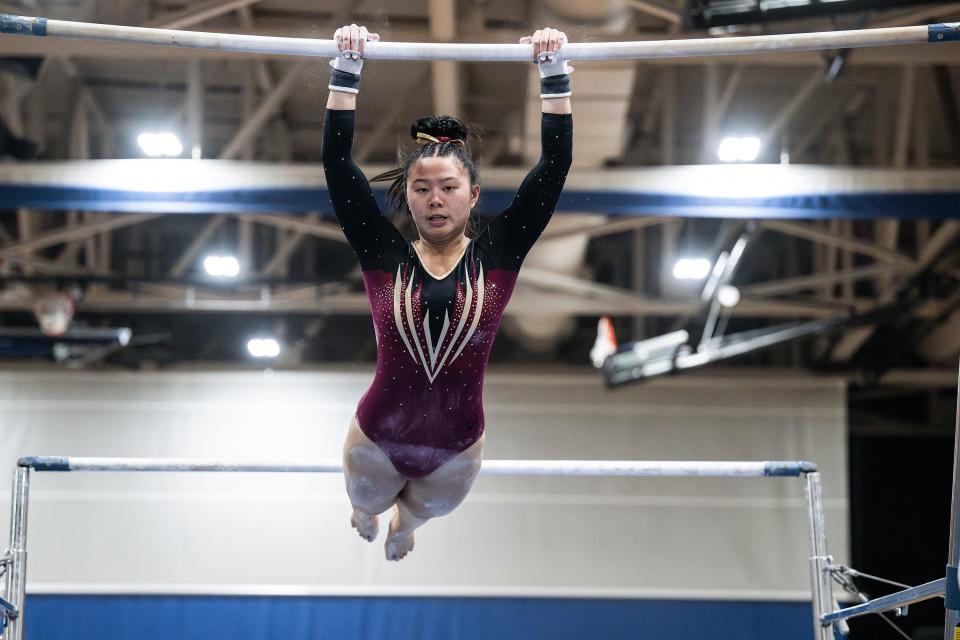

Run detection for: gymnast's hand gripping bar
[[17, 456, 817, 477], [0, 13, 958, 61]]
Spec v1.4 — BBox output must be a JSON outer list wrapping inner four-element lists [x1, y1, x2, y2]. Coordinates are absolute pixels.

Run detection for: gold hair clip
[[416, 132, 465, 147]]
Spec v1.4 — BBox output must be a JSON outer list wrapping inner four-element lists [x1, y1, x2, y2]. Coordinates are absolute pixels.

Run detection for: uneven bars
[[18, 456, 817, 477], [1, 14, 958, 61]]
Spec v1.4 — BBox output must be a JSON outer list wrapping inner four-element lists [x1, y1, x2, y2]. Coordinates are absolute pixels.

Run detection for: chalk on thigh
[[343, 421, 407, 515], [399, 439, 484, 519]]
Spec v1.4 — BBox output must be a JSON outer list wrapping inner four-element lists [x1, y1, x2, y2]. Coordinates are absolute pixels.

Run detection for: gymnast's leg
[[342, 416, 407, 542], [384, 436, 484, 561]]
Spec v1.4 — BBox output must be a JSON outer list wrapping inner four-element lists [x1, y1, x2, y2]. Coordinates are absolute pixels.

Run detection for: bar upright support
[[4, 466, 29, 640], [945, 361, 960, 639], [805, 471, 833, 640]]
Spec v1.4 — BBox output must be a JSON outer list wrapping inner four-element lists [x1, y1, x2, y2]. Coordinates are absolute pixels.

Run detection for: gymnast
[[322, 23, 573, 560]]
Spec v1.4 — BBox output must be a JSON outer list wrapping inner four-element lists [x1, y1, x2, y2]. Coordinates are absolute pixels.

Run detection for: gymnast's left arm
[[476, 28, 573, 271]]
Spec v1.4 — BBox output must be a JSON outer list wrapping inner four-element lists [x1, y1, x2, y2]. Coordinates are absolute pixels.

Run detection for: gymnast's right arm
[[321, 25, 405, 269]]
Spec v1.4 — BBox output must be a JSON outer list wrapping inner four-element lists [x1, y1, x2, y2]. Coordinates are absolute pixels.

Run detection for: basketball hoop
[[33, 292, 76, 337]]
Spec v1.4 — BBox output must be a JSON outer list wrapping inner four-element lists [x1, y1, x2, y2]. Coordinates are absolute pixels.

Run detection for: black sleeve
[[321, 109, 407, 271], [475, 112, 573, 271]]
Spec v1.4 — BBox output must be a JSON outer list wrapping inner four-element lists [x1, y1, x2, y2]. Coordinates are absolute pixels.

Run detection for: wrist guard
[[537, 52, 573, 99], [328, 51, 363, 94]]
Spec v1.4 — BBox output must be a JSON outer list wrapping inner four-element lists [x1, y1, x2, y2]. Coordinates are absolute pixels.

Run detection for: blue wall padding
[[26, 595, 813, 640]]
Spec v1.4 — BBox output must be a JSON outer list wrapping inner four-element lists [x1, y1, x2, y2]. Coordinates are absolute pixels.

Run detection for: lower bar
[[18, 457, 816, 477], [822, 578, 945, 624]]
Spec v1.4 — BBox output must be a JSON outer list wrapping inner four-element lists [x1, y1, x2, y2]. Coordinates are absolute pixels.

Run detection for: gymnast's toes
[[351, 510, 379, 542], [384, 533, 414, 561], [385, 511, 415, 561]]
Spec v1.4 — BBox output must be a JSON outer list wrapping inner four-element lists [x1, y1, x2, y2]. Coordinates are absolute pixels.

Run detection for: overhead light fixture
[[717, 284, 741, 308], [203, 255, 241, 278], [137, 132, 183, 157], [673, 258, 712, 280], [718, 136, 761, 163], [247, 338, 281, 359]]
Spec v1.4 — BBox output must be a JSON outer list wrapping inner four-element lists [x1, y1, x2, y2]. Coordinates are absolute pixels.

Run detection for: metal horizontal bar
[[821, 578, 945, 624], [0, 14, 952, 61], [18, 456, 816, 477]]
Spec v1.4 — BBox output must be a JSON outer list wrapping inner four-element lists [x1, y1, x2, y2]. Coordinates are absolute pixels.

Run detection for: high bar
[[18, 456, 817, 477], [1, 14, 958, 61]]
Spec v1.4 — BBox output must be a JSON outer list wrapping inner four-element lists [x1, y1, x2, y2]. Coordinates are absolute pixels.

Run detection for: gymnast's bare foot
[[351, 509, 379, 542], [384, 507, 415, 561]]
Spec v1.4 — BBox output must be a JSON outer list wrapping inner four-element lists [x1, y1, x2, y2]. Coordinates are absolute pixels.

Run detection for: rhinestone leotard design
[[322, 109, 572, 478]]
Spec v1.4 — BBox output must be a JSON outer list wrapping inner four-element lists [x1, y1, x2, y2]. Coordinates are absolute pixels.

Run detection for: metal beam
[[0, 214, 159, 260], [878, 64, 913, 295], [893, 64, 916, 168], [660, 67, 676, 164], [625, 0, 682, 25], [55, 212, 82, 267], [186, 60, 204, 159], [794, 89, 865, 160], [700, 63, 720, 163], [257, 213, 319, 277], [0, 254, 90, 276], [145, 0, 265, 30], [219, 61, 304, 160], [762, 68, 823, 145], [714, 63, 743, 130], [743, 264, 905, 297], [355, 68, 431, 163], [15, 210, 33, 276], [916, 221, 960, 272], [168, 215, 228, 278], [830, 219, 960, 361], [235, 6, 298, 156], [237, 213, 347, 243], [166, 59, 305, 278], [540, 215, 672, 242], [519, 267, 654, 306], [428, 0, 460, 117], [0, 284, 878, 318], [236, 7, 273, 92], [760, 220, 915, 267], [871, 3, 960, 28]]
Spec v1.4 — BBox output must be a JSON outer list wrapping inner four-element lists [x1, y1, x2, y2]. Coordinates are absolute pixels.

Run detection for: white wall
[[0, 368, 848, 600]]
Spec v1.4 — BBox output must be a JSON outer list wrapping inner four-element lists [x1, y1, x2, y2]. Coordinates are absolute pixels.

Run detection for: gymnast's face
[[406, 155, 480, 245]]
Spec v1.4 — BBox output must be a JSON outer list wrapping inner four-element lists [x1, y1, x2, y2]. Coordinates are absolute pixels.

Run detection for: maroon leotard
[[322, 109, 572, 479]]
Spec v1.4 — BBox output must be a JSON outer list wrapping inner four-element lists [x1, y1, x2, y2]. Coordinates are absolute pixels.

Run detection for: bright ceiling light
[[717, 284, 741, 308], [247, 338, 281, 358], [718, 136, 762, 163], [137, 132, 183, 157], [203, 255, 240, 278], [673, 258, 712, 280]]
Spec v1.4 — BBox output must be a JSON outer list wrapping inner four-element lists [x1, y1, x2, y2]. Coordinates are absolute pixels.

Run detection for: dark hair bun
[[410, 115, 469, 144]]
